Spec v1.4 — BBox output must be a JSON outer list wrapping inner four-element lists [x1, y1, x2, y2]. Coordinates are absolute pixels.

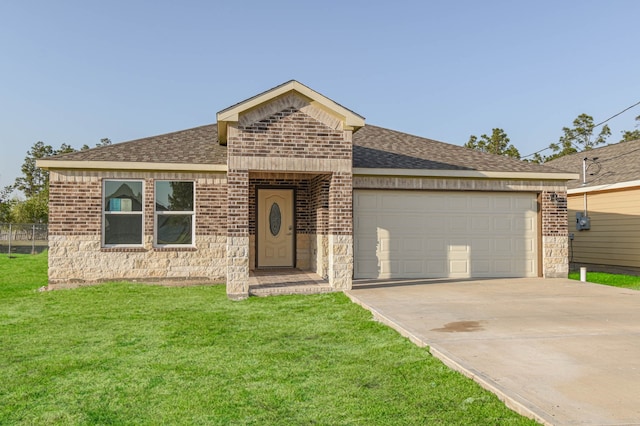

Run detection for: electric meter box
[[576, 212, 591, 231]]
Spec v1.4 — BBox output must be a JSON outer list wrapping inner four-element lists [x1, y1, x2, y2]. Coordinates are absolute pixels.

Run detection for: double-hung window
[[154, 180, 195, 246], [103, 180, 144, 246]]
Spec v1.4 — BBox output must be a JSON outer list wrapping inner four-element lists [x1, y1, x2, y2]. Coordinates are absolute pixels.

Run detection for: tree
[[0, 186, 16, 223], [620, 115, 640, 142], [539, 113, 610, 162], [82, 137, 111, 150], [13, 142, 55, 198], [464, 128, 520, 159], [7, 138, 112, 223], [10, 189, 49, 223]]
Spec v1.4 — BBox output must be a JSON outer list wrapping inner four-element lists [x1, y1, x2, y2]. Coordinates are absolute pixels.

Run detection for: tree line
[[0, 139, 111, 223], [464, 113, 640, 161]]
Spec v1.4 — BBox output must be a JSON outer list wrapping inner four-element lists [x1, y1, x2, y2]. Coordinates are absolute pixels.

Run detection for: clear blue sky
[[1, 0, 639, 191]]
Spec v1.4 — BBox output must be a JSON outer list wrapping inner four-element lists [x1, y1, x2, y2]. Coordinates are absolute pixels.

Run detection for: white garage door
[[354, 190, 538, 279]]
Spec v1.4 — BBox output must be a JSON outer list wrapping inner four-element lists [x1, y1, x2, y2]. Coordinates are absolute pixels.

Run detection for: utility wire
[[593, 100, 640, 128], [522, 100, 640, 158]]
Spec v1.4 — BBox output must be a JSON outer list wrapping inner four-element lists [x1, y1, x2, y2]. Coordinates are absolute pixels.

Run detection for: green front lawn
[[569, 270, 640, 290], [0, 252, 535, 425]]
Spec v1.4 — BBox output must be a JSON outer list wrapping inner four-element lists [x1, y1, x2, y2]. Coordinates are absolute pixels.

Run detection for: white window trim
[[102, 179, 145, 248], [153, 180, 196, 248]]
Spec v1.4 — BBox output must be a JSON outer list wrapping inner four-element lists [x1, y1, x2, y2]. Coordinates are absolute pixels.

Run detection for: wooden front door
[[257, 189, 295, 268]]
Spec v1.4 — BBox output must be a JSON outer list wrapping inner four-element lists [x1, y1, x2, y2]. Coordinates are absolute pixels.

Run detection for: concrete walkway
[[346, 278, 640, 426]]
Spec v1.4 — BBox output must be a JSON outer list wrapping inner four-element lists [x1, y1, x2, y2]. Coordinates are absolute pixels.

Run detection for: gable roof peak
[[216, 80, 365, 144]]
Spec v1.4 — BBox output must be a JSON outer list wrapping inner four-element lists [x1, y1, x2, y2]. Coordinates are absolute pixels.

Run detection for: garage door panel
[[471, 216, 492, 231], [515, 239, 535, 253], [494, 238, 512, 252], [493, 217, 514, 231], [449, 260, 469, 274], [355, 193, 379, 209], [472, 238, 492, 252], [449, 217, 468, 231], [380, 260, 399, 275], [471, 260, 491, 274], [426, 260, 446, 274], [425, 217, 446, 230], [354, 190, 538, 279], [448, 197, 469, 210], [402, 238, 423, 252], [404, 260, 424, 274], [493, 197, 513, 211], [470, 197, 491, 209], [427, 239, 446, 251]]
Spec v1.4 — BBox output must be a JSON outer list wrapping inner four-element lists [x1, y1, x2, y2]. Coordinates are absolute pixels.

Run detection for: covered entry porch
[[225, 170, 354, 299]]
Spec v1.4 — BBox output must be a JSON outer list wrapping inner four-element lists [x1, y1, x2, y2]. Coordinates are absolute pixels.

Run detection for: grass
[[0, 252, 536, 425], [569, 270, 640, 290]]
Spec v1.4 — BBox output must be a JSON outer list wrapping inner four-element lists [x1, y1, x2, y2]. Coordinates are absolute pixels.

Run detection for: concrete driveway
[[346, 278, 640, 426]]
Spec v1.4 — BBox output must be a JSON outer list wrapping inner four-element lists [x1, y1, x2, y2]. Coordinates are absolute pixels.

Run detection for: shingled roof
[[546, 139, 640, 189], [42, 122, 571, 176], [45, 124, 227, 165], [353, 125, 564, 173]]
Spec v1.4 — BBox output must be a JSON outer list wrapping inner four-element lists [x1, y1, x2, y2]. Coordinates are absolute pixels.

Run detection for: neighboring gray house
[[38, 81, 576, 299]]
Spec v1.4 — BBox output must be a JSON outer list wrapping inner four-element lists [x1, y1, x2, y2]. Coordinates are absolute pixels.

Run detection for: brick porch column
[[328, 171, 353, 290], [226, 169, 250, 299], [542, 190, 569, 278]]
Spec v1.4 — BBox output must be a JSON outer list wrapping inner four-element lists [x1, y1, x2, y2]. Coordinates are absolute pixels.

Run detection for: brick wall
[[310, 175, 330, 235], [329, 172, 353, 235], [49, 170, 228, 238], [541, 190, 568, 236], [49, 176, 101, 236], [230, 107, 350, 161], [226, 170, 249, 237], [47, 170, 228, 285], [226, 95, 355, 295]]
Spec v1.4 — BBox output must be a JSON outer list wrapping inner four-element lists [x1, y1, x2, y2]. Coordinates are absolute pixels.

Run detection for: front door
[[257, 188, 295, 268]]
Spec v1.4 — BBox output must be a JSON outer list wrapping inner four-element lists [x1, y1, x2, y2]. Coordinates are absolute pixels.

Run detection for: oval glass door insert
[[269, 202, 281, 236]]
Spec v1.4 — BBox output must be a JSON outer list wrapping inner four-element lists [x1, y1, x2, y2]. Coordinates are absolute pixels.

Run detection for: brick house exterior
[[39, 81, 577, 299]]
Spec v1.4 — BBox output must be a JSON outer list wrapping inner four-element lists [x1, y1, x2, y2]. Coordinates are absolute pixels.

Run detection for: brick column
[[328, 171, 353, 290], [542, 190, 569, 278], [226, 169, 250, 299]]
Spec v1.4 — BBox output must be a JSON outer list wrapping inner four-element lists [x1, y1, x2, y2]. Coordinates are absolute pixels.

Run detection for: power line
[[522, 100, 640, 158], [593, 100, 640, 128]]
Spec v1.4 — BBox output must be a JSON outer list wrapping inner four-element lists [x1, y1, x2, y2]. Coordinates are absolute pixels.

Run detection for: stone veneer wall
[[48, 170, 228, 287], [354, 175, 569, 278], [226, 93, 353, 296]]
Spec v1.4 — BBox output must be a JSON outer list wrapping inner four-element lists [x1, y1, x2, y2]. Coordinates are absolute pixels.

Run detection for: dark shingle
[[353, 125, 564, 173], [45, 122, 571, 176], [46, 124, 226, 165], [546, 139, 640, 189]]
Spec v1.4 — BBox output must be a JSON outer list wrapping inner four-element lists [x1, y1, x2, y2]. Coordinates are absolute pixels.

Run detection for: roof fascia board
[[217, 81, 365, 126], [353, 167, 579, 181], [37, 159, 227, 173], [567, 179, 640, 194]]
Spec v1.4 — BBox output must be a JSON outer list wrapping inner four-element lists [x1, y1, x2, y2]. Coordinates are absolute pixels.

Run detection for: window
[[154, 181, 195, 246], [103, 180, 144, 246]]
